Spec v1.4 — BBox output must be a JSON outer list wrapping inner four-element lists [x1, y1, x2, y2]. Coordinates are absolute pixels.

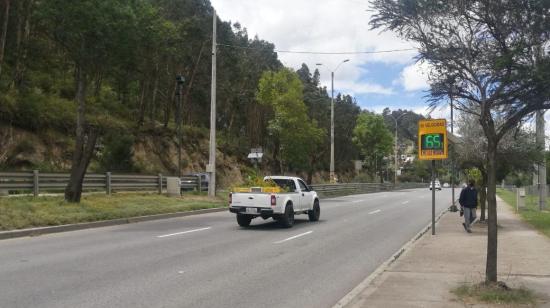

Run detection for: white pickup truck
[[229, 176, 320, 228]]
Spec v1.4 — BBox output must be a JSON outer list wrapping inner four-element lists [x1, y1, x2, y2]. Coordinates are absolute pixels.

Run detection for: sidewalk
[[345, 197, 550, 307]]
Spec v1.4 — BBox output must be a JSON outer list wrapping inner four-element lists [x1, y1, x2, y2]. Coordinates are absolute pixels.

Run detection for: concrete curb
[[332, 206, 451, 308], [0, 207, 227, 240]]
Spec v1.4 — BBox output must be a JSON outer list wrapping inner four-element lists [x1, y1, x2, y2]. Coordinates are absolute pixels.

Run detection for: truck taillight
[[271, 195, 276, 206], [229, 193, 232, 205]]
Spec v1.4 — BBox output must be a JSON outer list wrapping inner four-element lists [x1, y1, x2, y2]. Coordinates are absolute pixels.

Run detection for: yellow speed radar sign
[[418, 119, 448, 160]]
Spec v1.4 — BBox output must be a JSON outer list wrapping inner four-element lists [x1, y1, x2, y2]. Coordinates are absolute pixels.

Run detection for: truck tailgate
[[231, 193, 272, 208]]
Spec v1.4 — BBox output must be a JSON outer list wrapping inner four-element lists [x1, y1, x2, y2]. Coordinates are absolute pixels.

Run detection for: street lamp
[[316, 59, 350, 183], [388, 112, 410, 185]]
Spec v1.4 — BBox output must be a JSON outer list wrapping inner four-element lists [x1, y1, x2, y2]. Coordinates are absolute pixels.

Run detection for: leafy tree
[[296, 64, 331, 181], [456, 111, 541, 221], [0, 0, 10, 78], [37, 0, 142, 202], [371, 0, 550, 282], [335, 94, 362, 174], [352, 112, 394, 178], [256, 68, 325, 181], [99, 132, 136, 172]]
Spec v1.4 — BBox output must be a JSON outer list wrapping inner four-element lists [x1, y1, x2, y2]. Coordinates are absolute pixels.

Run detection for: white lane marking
[[157, 227, 211, 238], [368, 209, 381, 215], [274, 231, 313, 244], [402, 201, 410, 205], [351, 200, 365, 203]]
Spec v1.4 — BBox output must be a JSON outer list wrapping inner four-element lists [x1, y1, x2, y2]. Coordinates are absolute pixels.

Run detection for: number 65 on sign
[[418, 119, 448, 160]]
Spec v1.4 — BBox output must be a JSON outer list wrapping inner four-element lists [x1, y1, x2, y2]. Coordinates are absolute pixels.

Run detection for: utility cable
[[216, 43, 415, 55]]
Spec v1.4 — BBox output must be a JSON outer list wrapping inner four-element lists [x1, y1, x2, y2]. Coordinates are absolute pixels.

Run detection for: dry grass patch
[[452, 281, 537, 307]]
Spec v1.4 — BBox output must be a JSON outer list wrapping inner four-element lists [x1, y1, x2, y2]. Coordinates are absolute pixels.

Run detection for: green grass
[[0, 192, 227, 231], [452, 282, 537, 305], [497, 189, 550, 238]]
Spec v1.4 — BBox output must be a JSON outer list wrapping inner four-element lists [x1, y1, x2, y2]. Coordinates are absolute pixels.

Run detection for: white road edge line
[[368, 209, 381, 215], [402, 201, 410, 205], [274, 231, 313, 244], [157, 227, 211, 238], [351, 200, 365, 203]]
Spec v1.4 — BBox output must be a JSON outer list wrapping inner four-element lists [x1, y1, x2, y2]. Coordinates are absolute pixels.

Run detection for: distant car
[[181, 173, 209, 192], [443, 183, 450, 188], [429, 180, 442, 190]]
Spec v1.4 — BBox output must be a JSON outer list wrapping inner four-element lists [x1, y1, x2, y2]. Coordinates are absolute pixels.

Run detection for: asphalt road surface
[[0, 188, 452, 308]]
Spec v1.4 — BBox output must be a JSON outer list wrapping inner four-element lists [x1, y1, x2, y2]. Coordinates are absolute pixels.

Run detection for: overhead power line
[[216, 43, 416, 55]]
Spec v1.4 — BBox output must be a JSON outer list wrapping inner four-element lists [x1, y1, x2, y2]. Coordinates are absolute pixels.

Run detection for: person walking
[[459, 180, 478, 233]]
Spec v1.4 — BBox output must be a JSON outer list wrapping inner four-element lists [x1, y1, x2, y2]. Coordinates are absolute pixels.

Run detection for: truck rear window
[[271, 179, 297, 192]]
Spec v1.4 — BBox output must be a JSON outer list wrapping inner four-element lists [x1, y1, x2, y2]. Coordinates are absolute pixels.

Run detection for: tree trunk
[[183, 41, 206, 124], [485, 139, 498, 283], [12, 0, 31, 88], [65, 64, 97, 203], [93, 71, 102, 98], [0, 0, 11, 78], [149, 62, 159, 123], [138, 79, 147, 127], [480, 171, 487, 221]]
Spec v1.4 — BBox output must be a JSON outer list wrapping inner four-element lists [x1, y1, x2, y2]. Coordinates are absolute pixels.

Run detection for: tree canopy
[[370, 0, 550, 283]]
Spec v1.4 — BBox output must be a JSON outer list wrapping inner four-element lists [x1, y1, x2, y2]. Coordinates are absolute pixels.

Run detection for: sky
[[209, 0, 550, 137], [209, 0, 449, 118]]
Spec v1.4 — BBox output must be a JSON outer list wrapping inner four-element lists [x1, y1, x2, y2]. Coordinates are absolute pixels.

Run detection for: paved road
[[0, 188, 452, 308]]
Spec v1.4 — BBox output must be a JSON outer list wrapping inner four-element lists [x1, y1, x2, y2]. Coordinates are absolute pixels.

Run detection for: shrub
[[98, 132, 136, 172]]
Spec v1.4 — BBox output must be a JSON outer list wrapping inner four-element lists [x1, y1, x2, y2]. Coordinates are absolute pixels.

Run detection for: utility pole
[[175, 75, 185, 178], [394, 123, 398, 184], [317, 59, 349, 183], [450, 99, 458, 212], [207, 9, 217, 198], [536, 110, 546, 210]]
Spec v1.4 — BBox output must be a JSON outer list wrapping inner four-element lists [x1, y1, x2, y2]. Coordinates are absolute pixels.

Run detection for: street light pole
[[330, 70, 335, 183], [317, 59, 349, 183], [388, 113, 409, 185], [392, 117, 398, 185]]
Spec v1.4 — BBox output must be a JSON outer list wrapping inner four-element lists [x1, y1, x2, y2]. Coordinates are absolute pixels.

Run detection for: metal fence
[[311, 182, 426, 197], [0, 170, 428, 197], [0, 171, 201, 196]]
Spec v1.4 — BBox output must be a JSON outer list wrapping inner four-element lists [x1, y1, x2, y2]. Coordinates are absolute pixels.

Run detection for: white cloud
[[397, 61, 430, 92], [210, 0, 417, 96], [339, 80, 394, 96]]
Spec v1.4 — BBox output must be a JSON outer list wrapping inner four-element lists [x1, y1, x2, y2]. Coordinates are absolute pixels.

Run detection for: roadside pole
[[207, 9, 217, 198], [418, 119, 448, 236], [432, 160, 436, 235]]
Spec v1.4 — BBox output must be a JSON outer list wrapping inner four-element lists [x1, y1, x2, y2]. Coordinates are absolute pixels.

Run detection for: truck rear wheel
[[279, 203, 294, 228], [308, 200, 320, 222], [236, 214, 252, 227]]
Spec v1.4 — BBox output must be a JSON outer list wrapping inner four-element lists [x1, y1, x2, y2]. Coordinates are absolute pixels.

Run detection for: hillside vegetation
[[0, 0, 365, 188]]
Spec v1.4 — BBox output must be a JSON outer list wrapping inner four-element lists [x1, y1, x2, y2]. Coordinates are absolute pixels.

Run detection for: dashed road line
[[402, 201, 410, 205], [274, 231, 313, 244], [157, 227, 211, 238], [368, 209, 381, 215]]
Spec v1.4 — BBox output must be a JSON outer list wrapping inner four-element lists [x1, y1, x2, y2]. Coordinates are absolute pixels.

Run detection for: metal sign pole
[[432, 160, 436, 235]]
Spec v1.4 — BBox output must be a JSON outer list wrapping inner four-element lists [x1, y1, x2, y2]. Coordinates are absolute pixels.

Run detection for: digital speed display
[[421, 133, 444, 150], [418, 119, 448, 160]]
